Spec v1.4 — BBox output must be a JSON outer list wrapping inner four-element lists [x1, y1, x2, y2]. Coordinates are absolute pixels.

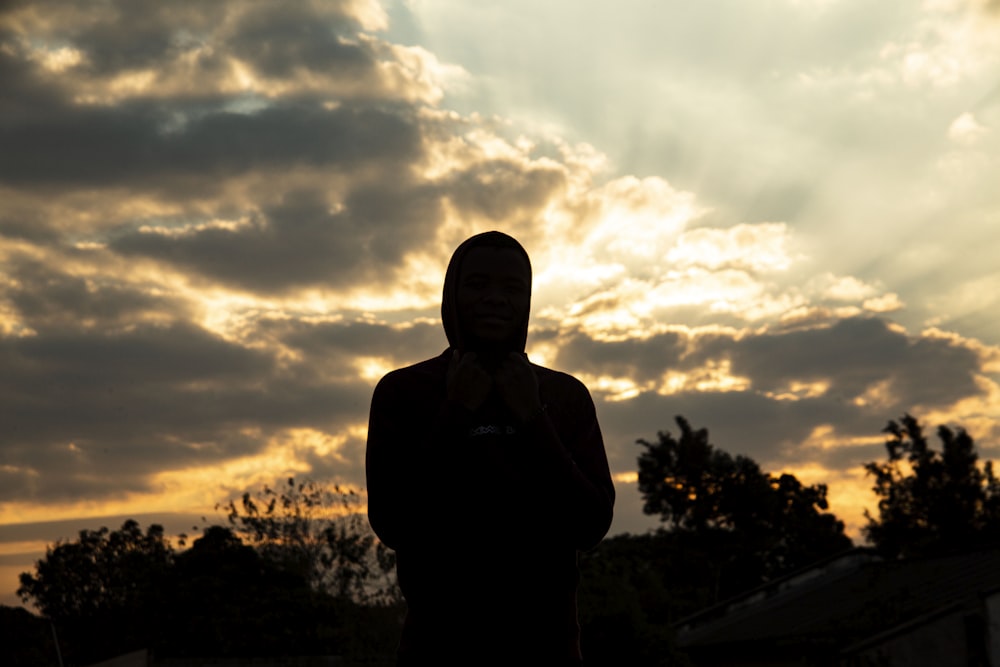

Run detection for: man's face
[[456, 246, 531, 345]]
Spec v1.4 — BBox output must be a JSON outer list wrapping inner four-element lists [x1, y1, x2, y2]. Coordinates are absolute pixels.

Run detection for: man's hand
[[495, 352, 543, 424], [447, 350, 493, 411]]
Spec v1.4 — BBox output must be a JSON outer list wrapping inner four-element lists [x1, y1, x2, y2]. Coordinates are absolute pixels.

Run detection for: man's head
[[441, 231, 532, 355]]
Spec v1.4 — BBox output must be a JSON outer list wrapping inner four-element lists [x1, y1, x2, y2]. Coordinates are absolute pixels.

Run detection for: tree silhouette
[[636, 416, 851, 594], [218, 476, 399, 604], [17, 519, 173, 621], [574, 417, 852, 664], [14, 480, 405, 664], [16, 520, 175, 664], [864, 413, 1000, 558], [160, 525, 338, 658]]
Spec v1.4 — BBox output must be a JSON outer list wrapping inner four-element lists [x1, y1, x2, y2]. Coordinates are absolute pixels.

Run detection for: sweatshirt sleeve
[[365, 370, 471, 551], [365, 374, 403, 550], [524, 375, 615, 550]]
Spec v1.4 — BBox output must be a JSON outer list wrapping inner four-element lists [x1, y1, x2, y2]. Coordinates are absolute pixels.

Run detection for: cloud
[[563, 316, 995, 487], [667, 223, 795, 273], [726, 317, 982, 409], [275, 317, 444, 365], [0, 101, 423, 189], [0, 0, 438, 106], [3, 253, 191, 333], [110, 179, 440, 293], [0, 235, 453, 508], [0, 310, 374, 504]]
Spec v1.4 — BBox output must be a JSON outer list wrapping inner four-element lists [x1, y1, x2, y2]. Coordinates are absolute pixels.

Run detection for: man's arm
[[365, 373, 409, 551], [366, 367, 474, 551], [495, 354, 614, 549], [523, 378, 615, 550]]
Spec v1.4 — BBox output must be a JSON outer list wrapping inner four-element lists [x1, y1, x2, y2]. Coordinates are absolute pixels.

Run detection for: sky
[[2, 0, 1000, 609]]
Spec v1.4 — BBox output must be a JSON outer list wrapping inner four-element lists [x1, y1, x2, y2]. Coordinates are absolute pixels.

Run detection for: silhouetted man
[[366, 231, 615, 665]]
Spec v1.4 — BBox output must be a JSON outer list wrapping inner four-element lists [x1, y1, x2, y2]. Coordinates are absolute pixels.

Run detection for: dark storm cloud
[[597, 389, 851, 473], [0, 0, 424, 206], [563, 317, 981, 415], [2, 318, 276, 450], [718, 317, 981, 410], [595, 381, 915, 492], [564, 316, 989, 477], [2, 0, 372, 81], [4, 0, 225, 74], [0, 94, 431, 292], [0, 101, 421, 190], [447, 159, 568, 222], [110, 180, 441, 293], [0, 206, 62, 244], [0, 40, 67, 121], [0, 316, 374, 503], [6, 322, 270, 393], [100, 134, 574, 294], [0, 260, 389, 503], [276, 318, 444, 366], [226, 1, 373, 79], [554, 330, 687, 383], [5, 254, 191, 332]]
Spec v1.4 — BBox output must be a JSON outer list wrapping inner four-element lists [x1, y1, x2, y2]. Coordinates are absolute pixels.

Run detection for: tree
[[15, 479, 405, 664], [16, 519, 402, 664], [17, 519, 173, 621], [636, 416, 851, 597], [218, 476, 399, 605], [16, 520, 175, 665], [864, 413, 1000, 558], [161, 525, 340, 658]]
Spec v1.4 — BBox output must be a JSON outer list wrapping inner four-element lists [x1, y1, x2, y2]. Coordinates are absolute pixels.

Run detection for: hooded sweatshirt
[[366, 232, 615, 663]]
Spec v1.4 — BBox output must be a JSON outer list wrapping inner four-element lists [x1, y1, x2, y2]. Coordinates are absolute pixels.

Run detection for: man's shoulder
[[531, 363, 591, 399], [375, 350, 449, 392]]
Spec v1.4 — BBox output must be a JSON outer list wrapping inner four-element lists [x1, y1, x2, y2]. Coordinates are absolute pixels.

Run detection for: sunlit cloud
[[948, 111, 990, 143], [576, 374, 650, 403], [353, 356, 397, 382], [657, 360, 752, 396], [532, 182, 814, 336], [668, 223, 796, 273], [802, 424, 885, 452], [862, 293, 904, 313], [764, 380, 833, 402], [28, 44, 84, 72]]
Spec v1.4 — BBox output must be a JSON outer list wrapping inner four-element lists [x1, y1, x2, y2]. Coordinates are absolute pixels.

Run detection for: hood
[[441, 230, 532, 355]]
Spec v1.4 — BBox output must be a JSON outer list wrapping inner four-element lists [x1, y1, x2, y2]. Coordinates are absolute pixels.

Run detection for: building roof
[[675, 547, 1000, 652]]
